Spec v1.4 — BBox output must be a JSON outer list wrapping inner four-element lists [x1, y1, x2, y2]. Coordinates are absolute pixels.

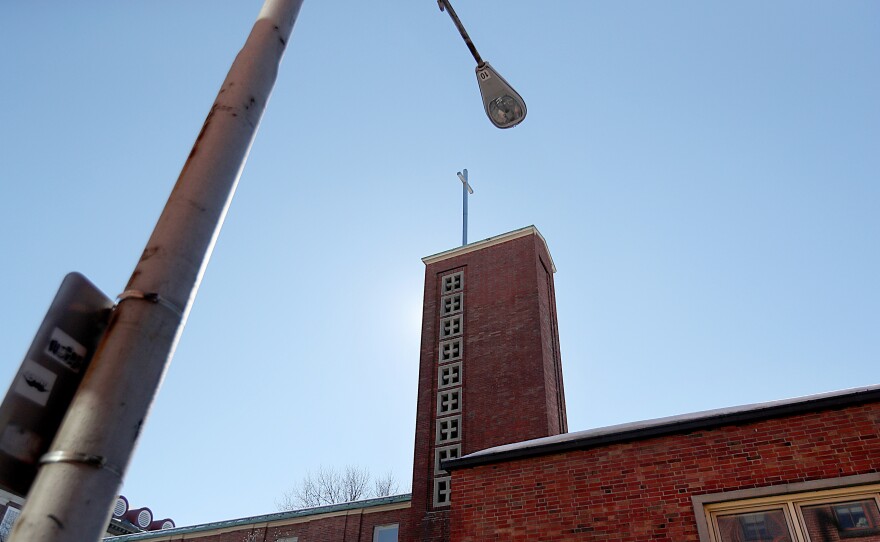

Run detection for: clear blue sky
[[1, 0, 878, 528]]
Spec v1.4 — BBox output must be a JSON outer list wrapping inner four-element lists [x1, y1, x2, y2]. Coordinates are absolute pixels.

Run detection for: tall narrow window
[[439, 339, 462, 363]]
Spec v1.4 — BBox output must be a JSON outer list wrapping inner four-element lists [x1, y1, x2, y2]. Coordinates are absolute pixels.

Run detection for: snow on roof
[[447, 384, 880, 470]]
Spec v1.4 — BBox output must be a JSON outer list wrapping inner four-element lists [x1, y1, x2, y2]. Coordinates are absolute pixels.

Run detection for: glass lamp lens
[[488, 95, 525, 126], [476, 62, 527, 129]]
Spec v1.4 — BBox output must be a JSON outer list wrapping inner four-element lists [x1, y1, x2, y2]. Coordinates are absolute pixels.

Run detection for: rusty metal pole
[[9, 1, 303, 540]]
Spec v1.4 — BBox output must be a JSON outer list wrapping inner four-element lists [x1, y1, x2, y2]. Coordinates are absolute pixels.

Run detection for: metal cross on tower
[[457, 169, 474, 245]]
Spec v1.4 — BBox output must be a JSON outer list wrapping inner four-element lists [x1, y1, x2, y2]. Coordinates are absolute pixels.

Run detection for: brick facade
[[408, 227, 567, 542], [448, 402, 880, 541], [95, 225, 879, 542]]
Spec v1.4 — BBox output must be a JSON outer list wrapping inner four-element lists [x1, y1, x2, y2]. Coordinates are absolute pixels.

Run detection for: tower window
[[436, 415, 461, 444], [441, 272, 463, 294], [440, 316, 462, 339], [437, 388, 462, 415], [433, 477, 452, 507], [441, 293, 463, 316], [438, 362, 462, 389], [439, 339, 462, 363], [435, 444, 461, 475]]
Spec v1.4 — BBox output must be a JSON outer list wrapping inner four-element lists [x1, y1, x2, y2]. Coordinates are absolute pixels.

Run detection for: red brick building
[[103, 226, 880, 542]]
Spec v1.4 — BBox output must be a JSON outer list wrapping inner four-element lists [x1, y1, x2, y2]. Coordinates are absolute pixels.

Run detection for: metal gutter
[[444, 384, 880, 470]]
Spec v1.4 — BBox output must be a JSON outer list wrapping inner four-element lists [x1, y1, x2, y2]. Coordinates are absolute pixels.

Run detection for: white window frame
[[438, 362, 462, 389], [438, 339, 463, 363], [437, 388, 462, 416], [433, 477, 452, 508], [434, 444, 462, 476], [441, 293, 463, 316], [439, 315, 462, 339], [441, 272, 463, 294], [373, 523, 398, 542], [694, 475, 880, 542], [435, 415, 462, 444]]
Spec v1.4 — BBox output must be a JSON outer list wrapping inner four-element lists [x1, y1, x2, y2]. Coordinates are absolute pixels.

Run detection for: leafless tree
[[276, 466, 399, 511]]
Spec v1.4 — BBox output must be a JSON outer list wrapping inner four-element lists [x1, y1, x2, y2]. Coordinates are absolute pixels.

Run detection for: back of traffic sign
[[0, 273, 112, 497]]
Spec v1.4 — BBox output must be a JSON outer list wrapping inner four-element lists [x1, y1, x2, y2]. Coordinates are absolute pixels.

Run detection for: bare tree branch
[[276, 466, 399, 511], [373, 471, 399, 497]]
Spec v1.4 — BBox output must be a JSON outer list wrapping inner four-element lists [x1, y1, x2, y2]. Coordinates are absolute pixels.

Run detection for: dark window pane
[[717, 510, 792, 542]]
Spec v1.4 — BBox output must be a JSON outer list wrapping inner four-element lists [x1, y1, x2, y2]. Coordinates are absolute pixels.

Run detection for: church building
[[101, 225, 879, 542]]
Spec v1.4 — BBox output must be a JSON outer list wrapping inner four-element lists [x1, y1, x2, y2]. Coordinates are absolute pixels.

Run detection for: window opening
[[438, 362, 462, 389], [435, 444, 461, 475], [437, 389, 462, 415], [433, 477, 452, 507], [373, 524, 399, 542], [439, 339, 462, 363], [441, 293, 463, 316], [440, 316, 462, 339], [436, 415, 461, 444], [441, 272, 463, 294]]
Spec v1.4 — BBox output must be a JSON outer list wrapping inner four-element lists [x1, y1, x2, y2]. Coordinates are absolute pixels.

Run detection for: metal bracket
[[40, 451, 122, 477], [116, 290, 183, 317]]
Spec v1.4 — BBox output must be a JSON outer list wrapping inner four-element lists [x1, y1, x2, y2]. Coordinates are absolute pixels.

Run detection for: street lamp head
[[476, 62, 527, 129], [438, 0, 527, 129]]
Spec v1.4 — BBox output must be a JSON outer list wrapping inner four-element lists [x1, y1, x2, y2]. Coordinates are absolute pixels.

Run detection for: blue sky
[[1, 0, 878, 528]]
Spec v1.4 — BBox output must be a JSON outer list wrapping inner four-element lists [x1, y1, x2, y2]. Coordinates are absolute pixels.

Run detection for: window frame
[[373, 523, 399, 542], [695, 477, 880, 542]]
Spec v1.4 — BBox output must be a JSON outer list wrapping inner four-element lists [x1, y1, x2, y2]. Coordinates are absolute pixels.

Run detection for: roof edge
[[445, 384, 880, 471], [104, 494, 412, 541], [422, 225, 556, 273]]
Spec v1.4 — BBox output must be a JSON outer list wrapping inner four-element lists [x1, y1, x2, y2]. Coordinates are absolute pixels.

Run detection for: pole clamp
[[40, 451, 122, 477], [116, 290, 183, 317]]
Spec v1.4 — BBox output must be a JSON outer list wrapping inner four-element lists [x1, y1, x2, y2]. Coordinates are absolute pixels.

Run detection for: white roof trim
[[422, 225, 556, 273]]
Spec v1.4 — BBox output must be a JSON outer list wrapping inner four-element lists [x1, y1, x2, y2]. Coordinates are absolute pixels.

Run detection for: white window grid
[[437, 388, 462, 416], [438, 339, 463, 363], [441, 272, 463, 294], [434, 444, 462, 476], [433, 477, 452, 508], [438, 362, 462, 389], [435, 415, 462, 444], [439, 316, 462, 339], [441, 293, 463, 316]]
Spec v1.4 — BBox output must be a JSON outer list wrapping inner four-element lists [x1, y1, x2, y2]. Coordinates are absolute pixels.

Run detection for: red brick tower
[[407, 226, 567, 542]]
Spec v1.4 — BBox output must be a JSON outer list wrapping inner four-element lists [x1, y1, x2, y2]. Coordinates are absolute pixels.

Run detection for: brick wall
[[450, 403, 880, 541], [408, 228, 567, 542]]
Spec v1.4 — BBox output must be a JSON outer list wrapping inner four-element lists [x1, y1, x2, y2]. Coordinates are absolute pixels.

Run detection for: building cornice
[[422, 225, 556, 273]]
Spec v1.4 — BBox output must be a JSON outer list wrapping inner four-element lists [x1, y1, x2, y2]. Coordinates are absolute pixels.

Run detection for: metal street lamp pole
[[8, 1, 303, 541]]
